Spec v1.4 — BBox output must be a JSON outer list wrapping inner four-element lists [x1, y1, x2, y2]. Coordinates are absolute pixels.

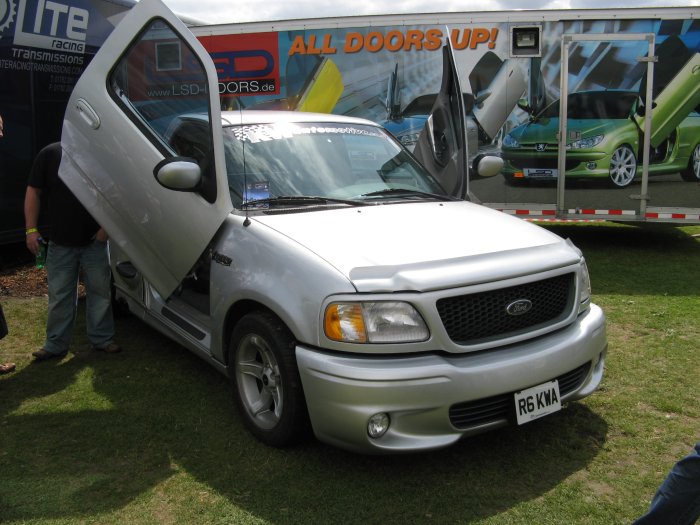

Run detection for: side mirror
[[472, 154, 504, 178], [154, 158, 202, 191]]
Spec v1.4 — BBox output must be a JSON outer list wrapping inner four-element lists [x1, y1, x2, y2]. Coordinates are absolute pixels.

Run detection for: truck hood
[[252, 201, 581, 292]]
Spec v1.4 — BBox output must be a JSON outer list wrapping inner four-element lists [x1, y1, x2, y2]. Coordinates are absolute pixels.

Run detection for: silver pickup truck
[[60, 0, 606, 453]]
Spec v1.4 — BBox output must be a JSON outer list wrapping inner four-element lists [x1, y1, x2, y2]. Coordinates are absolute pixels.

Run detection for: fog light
[[367, 412, 390, 438], [587, 162, 597, 170]]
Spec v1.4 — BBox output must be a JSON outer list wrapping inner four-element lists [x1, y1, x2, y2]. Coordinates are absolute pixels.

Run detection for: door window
[[108, 18, 216, 200]]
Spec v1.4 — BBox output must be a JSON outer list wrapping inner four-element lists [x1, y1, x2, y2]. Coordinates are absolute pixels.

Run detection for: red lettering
[[451, 28, 470, 51], [306, 34, 322, 55], [289, 35, 307, 55], [344, 32, 363, 53], [470, 28, 490, 49], [365, 31, 383, 52], [489, 28, 499, 49], [320, 33, 337, 54], [385, 30, 404, 52], [424, 28, 443, 51], [404, 30, 424, 51]]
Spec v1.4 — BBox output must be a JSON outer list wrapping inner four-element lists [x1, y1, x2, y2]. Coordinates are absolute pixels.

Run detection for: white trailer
[[189, 7, 700, 223]]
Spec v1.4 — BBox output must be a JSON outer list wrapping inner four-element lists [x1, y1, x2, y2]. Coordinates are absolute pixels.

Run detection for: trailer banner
[[0, 0, 131, 243], [198, 32, 280, 97], [287, 27, 499, 55], [196, 16, 700, 220]]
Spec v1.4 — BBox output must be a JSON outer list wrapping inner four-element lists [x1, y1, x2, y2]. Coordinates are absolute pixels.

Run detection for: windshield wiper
[[242, 195, 368, 209], [360, 188, 457, 201]]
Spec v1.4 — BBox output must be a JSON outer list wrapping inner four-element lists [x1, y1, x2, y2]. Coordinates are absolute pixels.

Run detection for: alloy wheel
[[609, 146, 637, 187]]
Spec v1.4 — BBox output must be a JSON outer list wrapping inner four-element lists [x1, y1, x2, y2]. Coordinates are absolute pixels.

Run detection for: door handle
[[76, 98, 101, 130]]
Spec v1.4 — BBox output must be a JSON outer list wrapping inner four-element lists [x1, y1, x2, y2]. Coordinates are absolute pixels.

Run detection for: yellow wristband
[[25, 228, 38, 235]]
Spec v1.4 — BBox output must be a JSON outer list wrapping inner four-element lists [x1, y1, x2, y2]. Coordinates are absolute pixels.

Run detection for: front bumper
[[296, 304, 606, 454], [501, 150, 612, 179]]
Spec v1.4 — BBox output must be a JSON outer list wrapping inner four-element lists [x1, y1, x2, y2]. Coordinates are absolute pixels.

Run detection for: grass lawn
[[1, 222, 699, 524]]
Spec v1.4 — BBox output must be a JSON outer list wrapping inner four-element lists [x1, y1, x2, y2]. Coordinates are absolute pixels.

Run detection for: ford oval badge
[[506, 299, 532, 316]]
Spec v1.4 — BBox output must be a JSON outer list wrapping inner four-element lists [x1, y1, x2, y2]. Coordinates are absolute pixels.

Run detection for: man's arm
[[24, 186, 42, 255], [95, 228, 108, 242]]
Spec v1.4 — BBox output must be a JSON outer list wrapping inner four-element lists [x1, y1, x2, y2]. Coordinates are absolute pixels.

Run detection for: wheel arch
[[223, 300, 295, 367], [225, 305, 312, 446]]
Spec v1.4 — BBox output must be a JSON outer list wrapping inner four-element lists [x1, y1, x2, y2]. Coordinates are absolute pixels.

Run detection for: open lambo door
[[412, 40, 469, 199], [61, 0, 231, 298], [634, 35, 700, 148], [470, 52, 527, 141]]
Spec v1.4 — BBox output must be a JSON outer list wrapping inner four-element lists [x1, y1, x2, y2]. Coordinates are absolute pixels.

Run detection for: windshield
[[222, 122, 448, 208], [538, 91, 638, 120]]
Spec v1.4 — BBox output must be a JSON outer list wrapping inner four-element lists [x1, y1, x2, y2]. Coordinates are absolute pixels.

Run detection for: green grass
[[1, 223, 699, 524]]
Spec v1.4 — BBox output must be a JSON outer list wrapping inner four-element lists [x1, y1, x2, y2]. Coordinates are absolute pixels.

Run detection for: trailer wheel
[[680, 143, 700, 182], [608, 145, 637, 188], [228, 311, 309, 447]]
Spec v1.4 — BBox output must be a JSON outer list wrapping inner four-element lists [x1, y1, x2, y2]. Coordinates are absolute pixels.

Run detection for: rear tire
[[228, 311, 309, 447], [680, 143, 700, 182]]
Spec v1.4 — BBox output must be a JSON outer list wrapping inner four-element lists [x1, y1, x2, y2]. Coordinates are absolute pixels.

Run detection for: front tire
[[228, 312, 309, 447], [608, 145, 637, 188], [680, 143, 700, 182]]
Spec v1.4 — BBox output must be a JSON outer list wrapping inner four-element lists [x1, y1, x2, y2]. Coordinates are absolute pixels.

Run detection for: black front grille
[[436, 273, 574, 345], [448, 363, 592, 430]]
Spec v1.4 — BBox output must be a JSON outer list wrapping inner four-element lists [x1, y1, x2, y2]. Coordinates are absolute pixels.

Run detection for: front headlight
[[567, 134, 603, 150], [502, 134, 520, 148], [324, 301, 429, 343], [579, 259, 592, 313]]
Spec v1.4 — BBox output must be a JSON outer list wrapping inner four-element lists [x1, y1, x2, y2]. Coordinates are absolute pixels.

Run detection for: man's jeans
[[43, 240, 115, 355], [633, 441, 700, 525]]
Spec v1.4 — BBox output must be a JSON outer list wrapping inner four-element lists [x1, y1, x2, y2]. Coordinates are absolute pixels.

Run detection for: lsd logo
[[198, 32, 280, 96], [13, 0, 89, 53]]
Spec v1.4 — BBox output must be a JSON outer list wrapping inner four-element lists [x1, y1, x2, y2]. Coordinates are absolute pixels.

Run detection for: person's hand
[[26, 231, 42, 255], [95, 228, 108, 243]]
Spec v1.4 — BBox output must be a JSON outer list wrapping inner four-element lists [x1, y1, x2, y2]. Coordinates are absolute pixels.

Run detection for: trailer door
[[557, 34, 655, 219]]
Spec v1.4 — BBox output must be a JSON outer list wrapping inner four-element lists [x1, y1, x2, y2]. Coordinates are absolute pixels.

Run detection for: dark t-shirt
[[27, 142, 99, 246]]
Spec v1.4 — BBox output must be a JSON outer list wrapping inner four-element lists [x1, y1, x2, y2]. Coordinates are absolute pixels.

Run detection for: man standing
[[24, 142, 121, 360]]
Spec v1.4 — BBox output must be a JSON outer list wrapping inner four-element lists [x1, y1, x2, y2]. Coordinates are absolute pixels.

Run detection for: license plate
[[524, 168, 558, 179], [514, 380, 561, 425]]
